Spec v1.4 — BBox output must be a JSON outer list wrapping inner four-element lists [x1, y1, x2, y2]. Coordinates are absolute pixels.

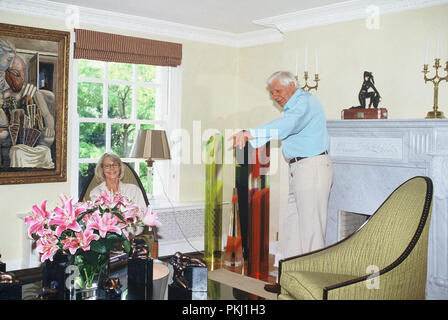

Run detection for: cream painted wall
[[179, 41, 239, 203], [0, 11, 239, 266], [1, 4, 447, 266], [236, 4, 448, 243]]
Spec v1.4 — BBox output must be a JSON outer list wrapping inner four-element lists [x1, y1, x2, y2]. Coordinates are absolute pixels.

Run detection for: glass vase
[[68, 251, 109, 300]]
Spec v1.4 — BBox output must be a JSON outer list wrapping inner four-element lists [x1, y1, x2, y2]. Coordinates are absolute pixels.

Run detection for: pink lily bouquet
[[25, 191, 161, 288]]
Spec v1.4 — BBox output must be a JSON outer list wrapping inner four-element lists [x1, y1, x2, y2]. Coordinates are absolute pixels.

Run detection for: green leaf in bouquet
[[106, 233, 122, 242], [123, 239, 131, 254], [83, 250, 100, 266], [77, 209, 91, 223], [90, 239, 108, 254], [74, 254, 85, 265], [110, 210, 125, 222]]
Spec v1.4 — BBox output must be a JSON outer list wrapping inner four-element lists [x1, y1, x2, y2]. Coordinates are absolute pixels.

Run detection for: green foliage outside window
[[77, 82, 103, 118], [77, 59, 158, 197]]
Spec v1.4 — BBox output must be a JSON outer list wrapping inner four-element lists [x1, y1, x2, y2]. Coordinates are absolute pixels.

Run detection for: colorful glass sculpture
[[247, 143, 270, 280], [223, 188, 244, 274], [204, 134, 223, 269], [234, 139, 270, 280]]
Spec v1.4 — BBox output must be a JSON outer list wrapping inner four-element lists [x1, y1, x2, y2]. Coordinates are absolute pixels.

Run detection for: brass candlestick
[[423, 58, 448, 119], [296, 71, 319, 92]]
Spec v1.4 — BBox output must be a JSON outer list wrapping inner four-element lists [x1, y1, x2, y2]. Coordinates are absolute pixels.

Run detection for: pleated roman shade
[[74, 29, 182, 67]]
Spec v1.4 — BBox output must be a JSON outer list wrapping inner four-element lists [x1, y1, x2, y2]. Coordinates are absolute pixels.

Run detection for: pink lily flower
[[78, 229, 100, 251], [88, 211, 122, 238], [121, 204, 140, 224], [25, 200, 51, 237], [93, 190, 122, 210], [49, 195, 85, 236], [61, 237, 79, 255], [36, 230, 60, 262], [141, 206, 161, 230], [120, 223, 131, 240], [74, 199, 95, 211], [62, 229, 100, 255]]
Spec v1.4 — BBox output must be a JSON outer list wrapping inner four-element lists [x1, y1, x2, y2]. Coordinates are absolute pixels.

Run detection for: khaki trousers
[[280, 154, 333, 258]]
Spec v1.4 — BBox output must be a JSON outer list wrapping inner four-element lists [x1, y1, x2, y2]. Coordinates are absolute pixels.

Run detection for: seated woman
[[90, 152, 146, 211]]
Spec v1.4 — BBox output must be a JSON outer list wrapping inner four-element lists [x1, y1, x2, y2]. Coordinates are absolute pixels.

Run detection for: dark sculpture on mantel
[[342, 71, 387, 119], [358, 71, 381, 109]]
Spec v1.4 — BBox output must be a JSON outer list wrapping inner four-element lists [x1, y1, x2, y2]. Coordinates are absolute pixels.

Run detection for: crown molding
[[0, 0, 446, 48], [0, 0, 283, 47], [0, 0, 244, 46], [253, 0, 448, 33]]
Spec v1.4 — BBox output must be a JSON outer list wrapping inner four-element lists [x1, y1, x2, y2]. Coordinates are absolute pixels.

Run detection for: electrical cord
[[153, 165, 202, 255]]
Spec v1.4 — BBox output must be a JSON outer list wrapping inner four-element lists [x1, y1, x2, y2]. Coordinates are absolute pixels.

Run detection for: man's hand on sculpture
[[229, 130, 254, 149]]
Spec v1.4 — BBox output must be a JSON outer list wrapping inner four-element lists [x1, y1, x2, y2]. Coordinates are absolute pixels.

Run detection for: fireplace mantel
[[326, 119, 448, 300]]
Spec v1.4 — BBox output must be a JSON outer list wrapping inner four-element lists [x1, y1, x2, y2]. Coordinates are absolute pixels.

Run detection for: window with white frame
[[74, 59, 178, 201]]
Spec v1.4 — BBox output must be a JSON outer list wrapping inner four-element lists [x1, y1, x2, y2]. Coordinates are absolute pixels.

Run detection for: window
[[73, 59, 179, 201]]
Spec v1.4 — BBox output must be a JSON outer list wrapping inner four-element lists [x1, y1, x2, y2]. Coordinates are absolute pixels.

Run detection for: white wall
[[1, 3, 447, 267], [0, 11, 239, 267], [235, 4, 448, 243]]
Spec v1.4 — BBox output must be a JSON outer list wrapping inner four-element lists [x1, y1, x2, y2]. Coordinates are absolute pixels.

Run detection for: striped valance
[[74, 29, 182, 67]]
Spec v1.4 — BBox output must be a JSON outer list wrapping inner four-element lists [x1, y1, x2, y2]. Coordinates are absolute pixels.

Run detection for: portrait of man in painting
[[0, 23, 69, 185]]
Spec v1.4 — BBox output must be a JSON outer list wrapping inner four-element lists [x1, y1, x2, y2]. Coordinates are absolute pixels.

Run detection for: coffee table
[[207, 268, 277, 300]]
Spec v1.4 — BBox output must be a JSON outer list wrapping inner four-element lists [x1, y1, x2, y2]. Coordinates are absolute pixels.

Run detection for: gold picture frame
[[0, 23, 69, 184]]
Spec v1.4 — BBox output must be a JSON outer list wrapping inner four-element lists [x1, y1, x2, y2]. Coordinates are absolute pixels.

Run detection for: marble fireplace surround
[[326, 119, 448, 300]]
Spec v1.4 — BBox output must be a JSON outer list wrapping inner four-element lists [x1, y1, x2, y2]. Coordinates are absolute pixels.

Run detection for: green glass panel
[[108, 84, 132, 119], [204, 134, 223, 269], [77, 82, 103, 118], [108, 62, 132, 81], [207, 279, 221, 300], [78, 59, 104, 78], [79, 123, 105, 158], [111, 123, 136, 157], [137, 86, 156, 120]]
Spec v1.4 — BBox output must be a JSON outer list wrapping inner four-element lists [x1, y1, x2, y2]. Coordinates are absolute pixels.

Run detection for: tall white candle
[[425, 38, 429, 64], [315, 48, 319, 74], [304, 45, 308, 72], [436, 29, 440, 58]]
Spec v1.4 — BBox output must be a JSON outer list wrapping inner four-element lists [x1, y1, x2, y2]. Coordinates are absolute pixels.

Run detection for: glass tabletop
[[10, 255, 276, 301]]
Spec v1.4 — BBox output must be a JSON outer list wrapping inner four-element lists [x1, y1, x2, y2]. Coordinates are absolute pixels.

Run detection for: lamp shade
[[130, 129, 171, 160]]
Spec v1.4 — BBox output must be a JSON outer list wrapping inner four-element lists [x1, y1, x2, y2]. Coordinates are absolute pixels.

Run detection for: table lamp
[[130, 129, 171, 194]]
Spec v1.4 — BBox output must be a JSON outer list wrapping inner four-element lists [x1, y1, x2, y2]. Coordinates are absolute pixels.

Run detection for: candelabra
[[296, 71, 319, 92], [423, 58, 448, 119]]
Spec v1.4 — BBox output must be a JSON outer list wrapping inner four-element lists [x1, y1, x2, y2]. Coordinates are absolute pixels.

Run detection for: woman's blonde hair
[[94, 152, 124, 182]]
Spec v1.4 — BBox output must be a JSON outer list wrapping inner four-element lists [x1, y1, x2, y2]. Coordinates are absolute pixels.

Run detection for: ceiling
[[47, 0, 349, 34]]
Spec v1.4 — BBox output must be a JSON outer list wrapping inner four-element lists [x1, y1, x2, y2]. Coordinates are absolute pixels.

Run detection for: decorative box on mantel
[[341, 107, 388, 119], [326, 119, 448, 300]]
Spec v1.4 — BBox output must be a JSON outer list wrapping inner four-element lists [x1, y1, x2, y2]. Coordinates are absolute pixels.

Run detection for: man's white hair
[[267, 71, 299, 88]]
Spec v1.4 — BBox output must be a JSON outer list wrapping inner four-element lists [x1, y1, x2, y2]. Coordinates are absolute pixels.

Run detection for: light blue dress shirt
[[249, 89, 329, 160]]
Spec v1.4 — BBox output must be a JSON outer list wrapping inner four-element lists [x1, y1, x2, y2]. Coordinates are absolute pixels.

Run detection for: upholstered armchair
[[278, 176, 433, 300], [79, 162, 159, 259]]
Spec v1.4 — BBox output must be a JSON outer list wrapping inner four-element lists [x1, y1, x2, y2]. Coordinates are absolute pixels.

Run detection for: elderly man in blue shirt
[[231, 71, 334, 293]]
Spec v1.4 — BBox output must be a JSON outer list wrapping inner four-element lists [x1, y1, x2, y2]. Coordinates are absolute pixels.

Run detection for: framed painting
[[0, 23, 69, 184]]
